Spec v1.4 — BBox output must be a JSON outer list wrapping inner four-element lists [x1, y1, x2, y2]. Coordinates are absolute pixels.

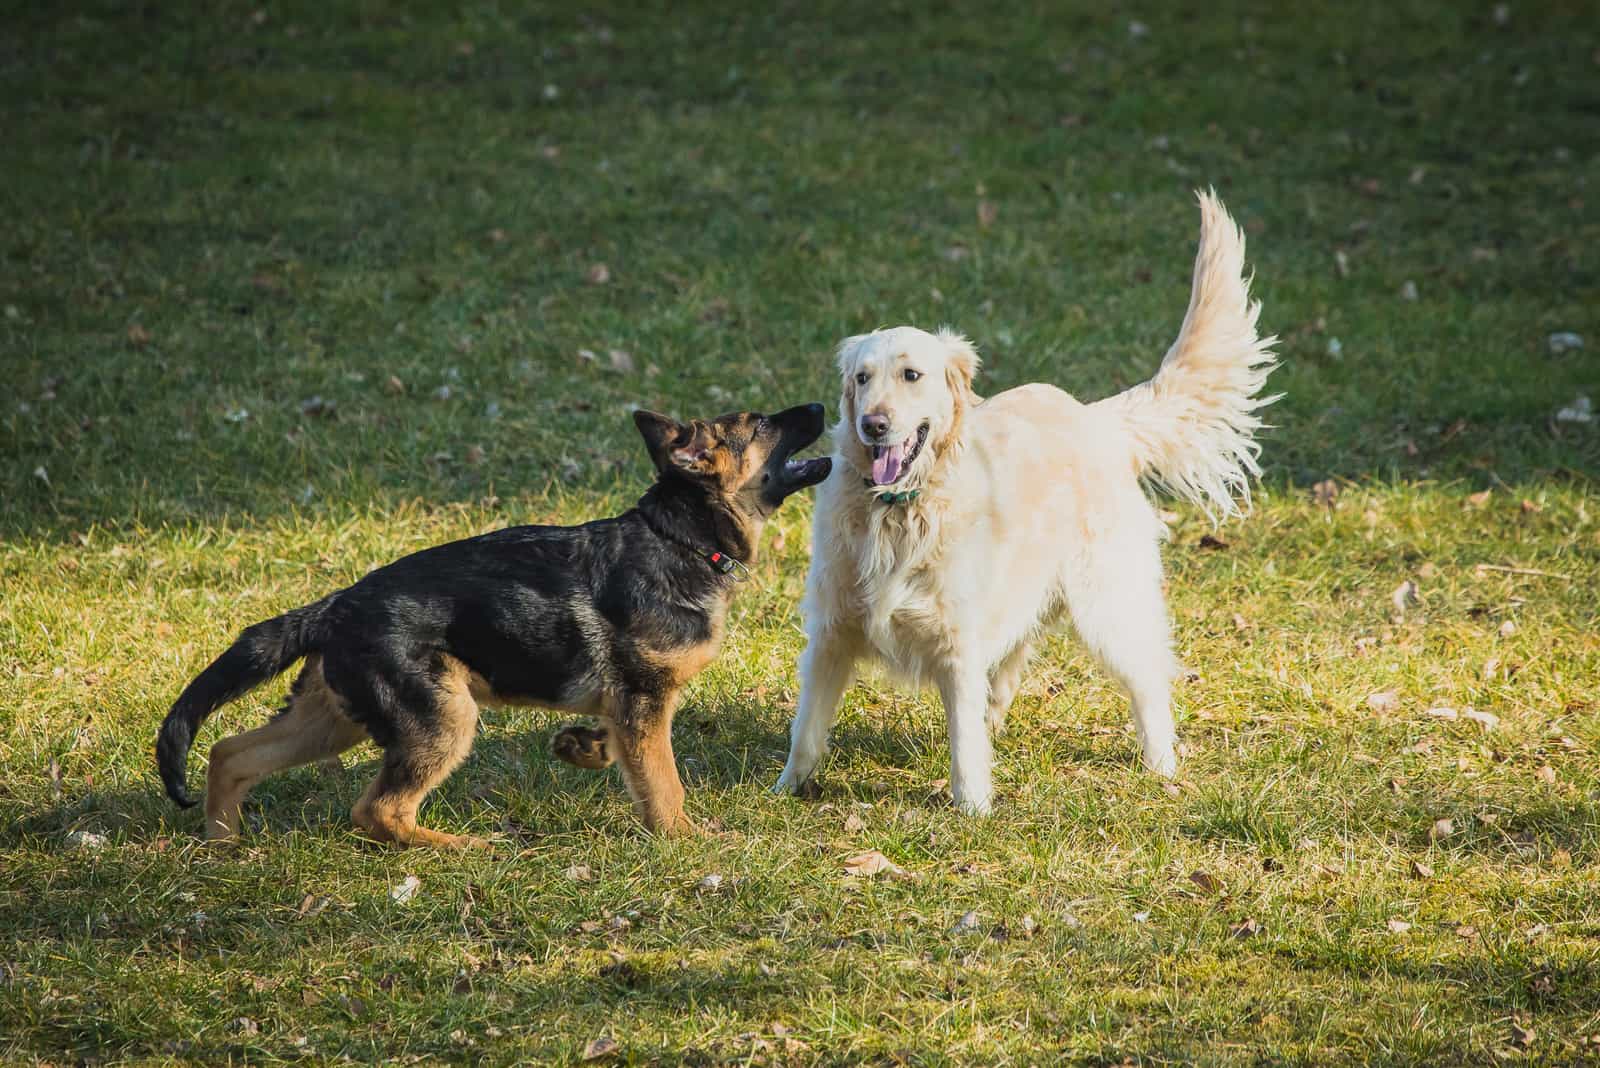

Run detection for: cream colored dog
[[774, 192, 1278, 814]]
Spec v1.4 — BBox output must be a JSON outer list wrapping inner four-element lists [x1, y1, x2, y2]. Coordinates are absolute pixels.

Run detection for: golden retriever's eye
[[903, 369, 922, 383], [855, 371, 869, 385]]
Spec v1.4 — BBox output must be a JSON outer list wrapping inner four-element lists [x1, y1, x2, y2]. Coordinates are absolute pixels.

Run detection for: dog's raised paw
[[552, 724, 613, 770]]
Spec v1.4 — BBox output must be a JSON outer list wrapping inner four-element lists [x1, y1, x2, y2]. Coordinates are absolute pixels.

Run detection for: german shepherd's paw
[[551, 724, 613, 770]]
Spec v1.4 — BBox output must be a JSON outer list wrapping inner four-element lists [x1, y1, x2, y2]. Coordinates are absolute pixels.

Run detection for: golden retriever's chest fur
[[840, 499, 956, 683]]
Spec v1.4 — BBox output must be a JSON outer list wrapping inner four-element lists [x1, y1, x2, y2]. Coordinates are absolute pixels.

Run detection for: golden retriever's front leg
[[774, 625, 859, 795], [938, 661, 994, 815]]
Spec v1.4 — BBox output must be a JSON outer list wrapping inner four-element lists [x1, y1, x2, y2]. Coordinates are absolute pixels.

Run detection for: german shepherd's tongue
[[870, 442, 905, 485]]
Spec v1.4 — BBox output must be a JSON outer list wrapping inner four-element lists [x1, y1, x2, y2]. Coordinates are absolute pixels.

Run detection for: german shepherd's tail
[[1098, 190, 1281, 521], [156, 595, 336, 807]]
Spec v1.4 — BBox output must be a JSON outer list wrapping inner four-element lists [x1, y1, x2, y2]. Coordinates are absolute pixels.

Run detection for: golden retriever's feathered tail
[[1099, 190, 1280, 520]]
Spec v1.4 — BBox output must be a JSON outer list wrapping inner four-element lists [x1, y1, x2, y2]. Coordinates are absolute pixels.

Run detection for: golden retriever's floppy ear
[[835, 333, 870, 429], [938, 329, 982, 405]]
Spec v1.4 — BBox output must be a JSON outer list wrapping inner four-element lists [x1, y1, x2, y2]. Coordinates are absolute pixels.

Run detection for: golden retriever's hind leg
[[986, 640, 1034, 737], [551, 723, 614, 770], [203, 659, 369, 843], [350, 665, 489, 850]]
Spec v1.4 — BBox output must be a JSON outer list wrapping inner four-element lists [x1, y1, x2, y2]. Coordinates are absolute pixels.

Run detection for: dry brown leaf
[[1410, 860, 1434, 879], [1510, 1023, 1535, 1049], [1454, 923, 1477, 938], [607, 349, 635, 374], [586, 263, 611, 285], [565, 864, 594, 883], [1187, 870, 1222, 895], [1425, 706, 1458, 721], [1391, 580, 1419, 615], [1229, 917, 1262, 939], [127, 323, 152, 346], [1462, 708, 1499, 731], [1465, 489, 1491, 508], [383, 374, 405, 395], [1366, 690, 1400, 714], [1498, 619, 1516, 638], [1429, 817, 1455, 842], [1535, 764, 1557, 784], [582, 1035, 619, 1060], [464, 445, 486, 465], [977, 200, 998, 227], [841, 850, 907, 879], [1386, 918, 1413, 934], [1312, 479, 1339, 507], [842, 812, 866, 834]]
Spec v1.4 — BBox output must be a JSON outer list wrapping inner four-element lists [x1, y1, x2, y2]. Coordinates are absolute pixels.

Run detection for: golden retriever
[[774, 192, 1279, 814]]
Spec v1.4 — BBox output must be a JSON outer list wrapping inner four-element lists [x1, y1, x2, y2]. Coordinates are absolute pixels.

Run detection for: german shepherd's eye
[[855, 371, 870, 385], [903, 368, 922, 383]]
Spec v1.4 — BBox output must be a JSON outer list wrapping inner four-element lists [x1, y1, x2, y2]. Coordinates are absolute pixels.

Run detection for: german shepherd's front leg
[[607, 691, 694, 835]]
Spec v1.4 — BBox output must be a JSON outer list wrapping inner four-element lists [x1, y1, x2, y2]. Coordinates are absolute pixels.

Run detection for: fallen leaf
[[1187, 870, 1222, 894], [1161, 782, 1182, 799], [582, 1035, 619, 1060], [1525, 923, 1549, 939], [1132, 910, 1151, 923], [586, 263, 611, 285], [1510, 1023, 1535, 1049], [64, 830, 109, 851], [1229, 917, 1262, 939], [1410, 860, 1434, 879], [383, 374, 405, 395], [1390, 580, 1418, 615], [841, 850, 907, 879], [127, 323, 152, 346], [1429, 818, 1455, 842], [696, 873, 724, 892], [1312, 479, 1339, 507], [950, 910, 982, 935], [843, 812, 866, 834], [1262, 857, 1285, 873], [1535, 764, 1557, 784], [564, 864, 594, 883], [1498, 619, 1516, 638], [1466, 489, 1491, 509], [607, 349, 635, 374], [389, 875, 421, 904], [1462, 708, 1499, 731], [232, 1016, 259, 1035], [464, 445, 486, 465], [1366, 690, 1400, 714], [1425, 706, 1458, 721], [606, 914, 631, 932], [1454, 923, 1477, 938], [977, 200, 998, 227], [1386, 918, 1412, 934], [296, 894, 330, 918]]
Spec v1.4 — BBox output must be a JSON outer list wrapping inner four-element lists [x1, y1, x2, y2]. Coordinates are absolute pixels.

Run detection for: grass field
[[3, 2, 1598, 1063]]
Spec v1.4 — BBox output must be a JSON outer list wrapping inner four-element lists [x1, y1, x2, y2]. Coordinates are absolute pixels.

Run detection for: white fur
[[774, 192, 1278, 814]]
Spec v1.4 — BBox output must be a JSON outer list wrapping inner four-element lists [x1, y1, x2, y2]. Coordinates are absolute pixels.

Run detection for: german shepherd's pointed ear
[[633, 409, 715, 475]]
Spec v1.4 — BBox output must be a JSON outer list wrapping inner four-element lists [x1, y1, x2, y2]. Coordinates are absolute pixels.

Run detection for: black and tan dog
[[156, 404, 831, 846]]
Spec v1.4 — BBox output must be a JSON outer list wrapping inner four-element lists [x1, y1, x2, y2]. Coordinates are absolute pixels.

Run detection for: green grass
[[3, 1, 1598, 1063]]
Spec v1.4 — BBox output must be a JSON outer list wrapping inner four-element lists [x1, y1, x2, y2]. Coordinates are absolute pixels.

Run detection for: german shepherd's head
[[633, 404, 832, 517]]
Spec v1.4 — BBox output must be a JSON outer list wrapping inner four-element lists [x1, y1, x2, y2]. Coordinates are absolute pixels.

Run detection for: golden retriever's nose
[[860, 412, 891, 440]]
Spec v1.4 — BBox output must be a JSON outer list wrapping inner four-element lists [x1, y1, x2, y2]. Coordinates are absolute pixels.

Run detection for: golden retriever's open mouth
[[868, 421, 930, 485]]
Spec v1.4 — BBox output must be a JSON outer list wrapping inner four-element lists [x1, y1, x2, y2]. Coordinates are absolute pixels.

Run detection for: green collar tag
[[876, 488, 921, 506]]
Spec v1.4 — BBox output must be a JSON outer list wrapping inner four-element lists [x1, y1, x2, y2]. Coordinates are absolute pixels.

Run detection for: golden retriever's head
[[834, 327, 980, 488]]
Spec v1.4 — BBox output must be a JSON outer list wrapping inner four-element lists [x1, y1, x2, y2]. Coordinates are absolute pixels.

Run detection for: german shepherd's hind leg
[[203, 656, 369, 843], [552, 723, 614, 770], [609, 692, 694, 835], [349, 659, 490, 850]]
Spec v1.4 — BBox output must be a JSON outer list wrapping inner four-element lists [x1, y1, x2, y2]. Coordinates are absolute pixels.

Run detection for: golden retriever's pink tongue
[[870, 443, 905, 485]]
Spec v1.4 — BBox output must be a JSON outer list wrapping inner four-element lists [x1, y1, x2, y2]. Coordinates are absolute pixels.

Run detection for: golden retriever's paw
[[552, 724, 613, 770]]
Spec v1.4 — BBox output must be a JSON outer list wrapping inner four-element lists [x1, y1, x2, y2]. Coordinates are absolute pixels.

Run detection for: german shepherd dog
[[156, 404, 832, 847]]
